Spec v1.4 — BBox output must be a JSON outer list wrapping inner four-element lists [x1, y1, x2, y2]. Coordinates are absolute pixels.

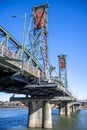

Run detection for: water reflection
[[0, 108, 87, 130]]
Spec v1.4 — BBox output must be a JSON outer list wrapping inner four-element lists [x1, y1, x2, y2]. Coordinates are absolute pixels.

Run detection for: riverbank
[[79, 105, 87, 110], [0, 101, 57, 109], [0, 101, 27, 109], [1, 101, 87, 110]]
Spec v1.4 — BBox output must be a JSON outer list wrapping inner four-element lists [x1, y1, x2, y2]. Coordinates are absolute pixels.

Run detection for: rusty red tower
[[26, 4, 48, 79], [58, 55, 68, 88]]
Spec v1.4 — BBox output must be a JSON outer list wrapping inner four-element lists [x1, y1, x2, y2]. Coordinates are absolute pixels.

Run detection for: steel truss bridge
[[0, 4, 80, 129], [0, 25, 73, 99]]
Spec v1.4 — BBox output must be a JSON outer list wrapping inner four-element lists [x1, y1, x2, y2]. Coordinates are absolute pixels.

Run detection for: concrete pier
[[59, 102, 80, 116], [43, 100, 52, 128], [70, 104, 79, 113], [28, 99, 43, 128], [59, 102, 71, 116], [66, 103, 71, 116], [59, 102, 66, 115], [72, 105, 76, 113], [28, 99, 52, 128], [74, 105, 78, 112]]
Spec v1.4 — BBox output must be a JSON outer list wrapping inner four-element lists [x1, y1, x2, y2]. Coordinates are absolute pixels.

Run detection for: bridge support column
[[59, 102, 66, 115], [28, 99, 43, 128], [69, 104, 79, 114], [43, 100, 52, 128], [28, 99, 52, 128], [59, 102, 71, 116], [75, 105, 77, 112], [70, 106, 73, 113], [75, 105, 78, 112], [70, 105, 73, 113], [76, 105, 79, 112], [66, 103, 71, 116], [72, 105, 76, 113]]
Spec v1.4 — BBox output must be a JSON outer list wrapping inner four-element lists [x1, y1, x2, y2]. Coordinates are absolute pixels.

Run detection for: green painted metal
[[25, 4, 49, 79], [0, 26, 43, 72], [21, 12, 26, 73]]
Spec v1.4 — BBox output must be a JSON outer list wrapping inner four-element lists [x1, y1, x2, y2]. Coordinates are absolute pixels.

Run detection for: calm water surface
[[0, 108, 87, 130]]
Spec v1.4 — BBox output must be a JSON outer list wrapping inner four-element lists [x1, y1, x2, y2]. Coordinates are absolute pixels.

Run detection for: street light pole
[[21, 12, 26, 73], [12, 12, 26, 73]]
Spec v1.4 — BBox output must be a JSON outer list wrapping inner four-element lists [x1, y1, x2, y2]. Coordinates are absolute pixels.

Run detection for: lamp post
[[12, 12, 26, 73]]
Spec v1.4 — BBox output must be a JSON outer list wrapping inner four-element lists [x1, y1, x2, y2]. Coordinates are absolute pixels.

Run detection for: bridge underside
[[0, 79, 67, 98], [0, 25, 72, 99], [0, 59, 70, 98], [0, 65, 68, 98], [0, 57, 71, 99]]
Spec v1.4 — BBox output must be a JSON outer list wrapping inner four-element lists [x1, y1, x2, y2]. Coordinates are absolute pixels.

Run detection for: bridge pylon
[[58, 54, 68, 88], [26, 4, 49, 79]]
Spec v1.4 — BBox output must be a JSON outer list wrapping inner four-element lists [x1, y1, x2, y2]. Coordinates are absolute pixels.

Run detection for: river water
[[0, 108, 87, 130]]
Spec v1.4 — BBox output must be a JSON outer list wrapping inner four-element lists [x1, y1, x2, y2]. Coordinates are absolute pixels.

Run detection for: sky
[[0, 0, 87, 101]]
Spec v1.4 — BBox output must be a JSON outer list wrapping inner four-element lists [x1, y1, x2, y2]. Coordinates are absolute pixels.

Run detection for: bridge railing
[[51, 96, 75, 101], [0, 44, 43, 78], [0, 45, 20, 59], [58, 83, 72, 96]]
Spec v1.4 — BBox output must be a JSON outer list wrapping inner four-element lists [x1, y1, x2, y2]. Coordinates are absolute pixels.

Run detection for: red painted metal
[[59, 57, 66, 69], [33, 7, 46, 29]]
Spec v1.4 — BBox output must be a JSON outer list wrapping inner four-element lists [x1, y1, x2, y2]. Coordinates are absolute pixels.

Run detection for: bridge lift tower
[[26, 4, 49, 79], [58, 55, 68, 88]]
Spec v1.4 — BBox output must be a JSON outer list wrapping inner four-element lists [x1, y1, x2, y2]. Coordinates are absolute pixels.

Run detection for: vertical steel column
[[28, 4, 49, 79], [58, 55, 68, 88]]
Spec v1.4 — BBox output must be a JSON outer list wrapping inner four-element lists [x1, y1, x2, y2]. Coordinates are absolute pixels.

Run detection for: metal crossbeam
[[0, 57, 22, 62], [0, 26, 43, 71], [0, 26, 44, 80]]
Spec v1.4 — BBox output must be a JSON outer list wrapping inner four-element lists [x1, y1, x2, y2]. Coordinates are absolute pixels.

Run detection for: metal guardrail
[[57, 83, 72, 96], [0, 26, 44, 79], [0, 44, 43, 78], [51, 96, 75, 101]]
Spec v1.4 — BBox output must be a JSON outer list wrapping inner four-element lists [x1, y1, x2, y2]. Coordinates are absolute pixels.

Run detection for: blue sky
[[0, 0, 87, 100]]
